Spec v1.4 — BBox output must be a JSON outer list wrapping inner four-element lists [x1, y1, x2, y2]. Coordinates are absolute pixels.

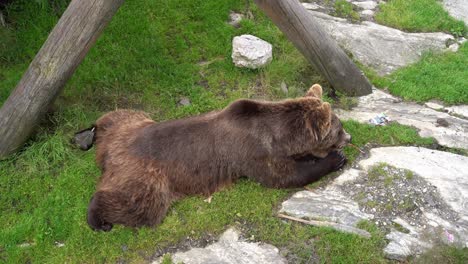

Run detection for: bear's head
[[304, 84, 352, 158]]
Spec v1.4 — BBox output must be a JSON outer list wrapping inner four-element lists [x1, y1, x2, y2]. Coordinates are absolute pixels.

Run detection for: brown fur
[[87, 84, 351, 231]]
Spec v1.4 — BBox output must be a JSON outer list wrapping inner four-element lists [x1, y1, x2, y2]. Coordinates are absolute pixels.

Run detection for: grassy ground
[[375, 0, 467, 37], [363, 42, 468, 105], [368, 0, 468, 105], [0, 0, 465, 263]]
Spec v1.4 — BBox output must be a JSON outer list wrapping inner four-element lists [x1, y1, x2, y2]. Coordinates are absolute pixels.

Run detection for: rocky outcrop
[[303, 8, 458, 75], [280, 147, 468, 260], [335, 89, 468, 149]]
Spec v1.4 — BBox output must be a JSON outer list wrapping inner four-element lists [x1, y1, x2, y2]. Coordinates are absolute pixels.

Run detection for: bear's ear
[[306, 102, 332, 141], [305, 84, 323, 99]]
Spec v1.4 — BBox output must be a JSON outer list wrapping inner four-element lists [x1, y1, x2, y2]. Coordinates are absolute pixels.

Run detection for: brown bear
[[85, 84, 351, 231]]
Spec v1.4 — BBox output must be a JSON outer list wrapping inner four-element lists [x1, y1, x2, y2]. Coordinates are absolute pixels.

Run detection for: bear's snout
[[87, 195, 113, 232]]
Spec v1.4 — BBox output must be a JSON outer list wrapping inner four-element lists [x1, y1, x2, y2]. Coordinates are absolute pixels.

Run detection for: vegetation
[[333, 0, 360, 22], [367, 0, 468, 105], [386, 43, 468, 105], [0, 0, 465, 263], [375, 0, 467, 37]]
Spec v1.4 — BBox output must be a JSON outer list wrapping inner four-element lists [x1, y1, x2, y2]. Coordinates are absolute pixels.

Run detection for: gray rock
[[360, 147, 468, 225], [280, 169, 373, 237], [335, 89, 468, 149], [302, 2, 321, 10], [352, 1, 378, 10], [178, 97, 191, 106], [152, 228, 287, 264], [228, 11, 243, 28], [280, 81, 288, 94], [280, 146, 468, 260], [424, 102, 468, 120], [443, 0, 468, 25], [359, 147, 468, 259], [360, 9, 375, 19], [424, 102, 445, 111], [384, 229, 432, 261], [307, 11, 456, 75], [446, 105, 468, 119], [232, 35, 273, 69]]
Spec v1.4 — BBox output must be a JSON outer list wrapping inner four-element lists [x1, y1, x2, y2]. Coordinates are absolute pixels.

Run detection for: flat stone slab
[[280, 146, 468, 260], [152, 228, 287, 264], [443, 0, 468, 25], [280, 169, 373, 237], [335, 89, 468, 149], [360, 147, 468, 223], [304, 9, 458, 75]]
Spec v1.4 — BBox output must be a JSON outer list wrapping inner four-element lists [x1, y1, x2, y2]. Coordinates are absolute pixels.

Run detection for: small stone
[[54, 241, 65, 247], [446, 105, 468, 119], [121, 245, 128, 252], [232, 35, 273, 69], [228, 11, 243, 28], [352, 1, 378, 10], [178, 97, 191, 107], [73, 127, 95, 151], [280, 81, 288, 94], [424, 102, 445, 111], [360, 9, 374, 19], [436, 118, 449, 127], [302, 2, 320, 10]]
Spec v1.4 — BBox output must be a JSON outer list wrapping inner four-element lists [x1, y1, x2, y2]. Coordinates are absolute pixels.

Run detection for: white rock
[[279, 169, 373, 237], [446, 105, 468, 119], [307, 11, 455, 75], [335, 89, 468, 149], [442, 0, 468, 25], [352, 1, 378, 10], [302, 2, 320, 10], [359, 147, 468, 223], [424, 102, 445, 111], [281, 146, 468, 259], [232, 35, 273, 69], [152, 228, 287, 264], [360, 9, 375, 18], [384, 230, 432, 261]]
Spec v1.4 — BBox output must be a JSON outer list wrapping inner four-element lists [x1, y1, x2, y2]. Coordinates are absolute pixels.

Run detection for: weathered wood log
[[254, 0, 372, 96], [0, 0, 124, 158]]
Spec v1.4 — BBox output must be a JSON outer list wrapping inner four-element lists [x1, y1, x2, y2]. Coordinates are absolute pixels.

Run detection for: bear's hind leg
[[87, 185, 173, 231]]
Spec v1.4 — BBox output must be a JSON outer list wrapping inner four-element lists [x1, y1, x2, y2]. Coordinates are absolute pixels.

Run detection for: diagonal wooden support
[[254, 0, 372, 96], [0, 0, 124, 158]]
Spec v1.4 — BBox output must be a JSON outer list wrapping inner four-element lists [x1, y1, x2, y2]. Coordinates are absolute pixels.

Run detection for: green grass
[[375, 0, 467, 37], [387, 43, 468, 104], [366, 43, 468, 105], [0, 0, 462, 263], [333, 0, 360, 22], [365, 0, 468, 105]]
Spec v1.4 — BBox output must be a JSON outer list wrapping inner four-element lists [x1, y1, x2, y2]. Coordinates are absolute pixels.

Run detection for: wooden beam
[[0, 0, 124, 158], [254, 0, 372, 96]]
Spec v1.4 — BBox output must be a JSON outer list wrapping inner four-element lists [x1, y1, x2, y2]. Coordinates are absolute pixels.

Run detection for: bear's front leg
[[293, 151, 347, 183], [251, 151, 346, 189]]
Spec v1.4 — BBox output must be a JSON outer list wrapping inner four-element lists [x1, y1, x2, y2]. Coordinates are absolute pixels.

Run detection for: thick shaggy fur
[[87, 84, 351, 231]]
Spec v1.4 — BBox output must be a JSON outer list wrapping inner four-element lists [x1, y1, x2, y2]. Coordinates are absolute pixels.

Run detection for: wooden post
[[254, 0, 372, 96], [0, 0, 124, 158]]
